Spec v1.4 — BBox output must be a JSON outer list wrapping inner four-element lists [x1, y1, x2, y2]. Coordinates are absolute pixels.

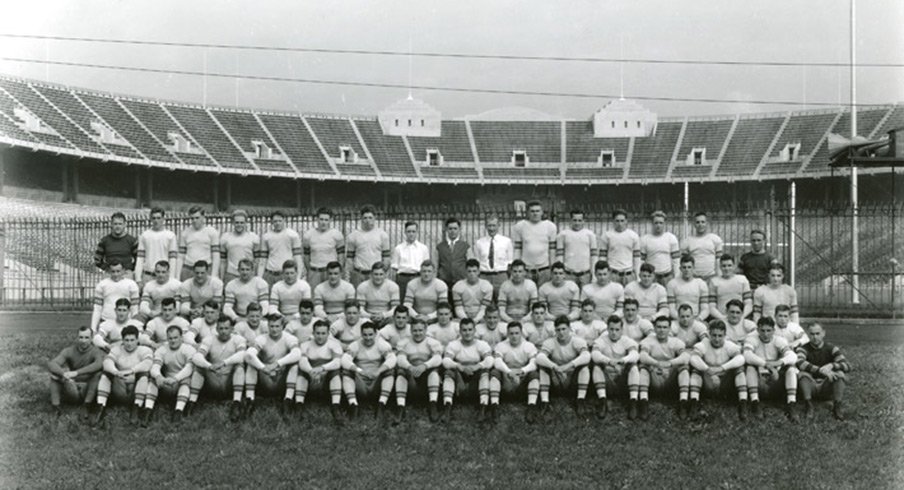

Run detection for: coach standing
[[391, 221, 430, 299], [94, 212, 138, 277], [473, 214, 512, 301], [436, 217, 469, 296]]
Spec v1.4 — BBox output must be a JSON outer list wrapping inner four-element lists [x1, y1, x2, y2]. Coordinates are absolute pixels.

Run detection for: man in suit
[[436, 217, 470, 303]]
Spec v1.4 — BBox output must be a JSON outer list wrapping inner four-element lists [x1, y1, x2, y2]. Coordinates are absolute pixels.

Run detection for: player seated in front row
[[535, 315, 591, 418], [189, 315, 247, 422], [394, 318, 444, 423], [243, 317, 300, 420], [441, 318, 494, 423], [638, 316, 691, 420], [92, 325, 153, 427], [341, 321, 396, 421], [294, 320, 344, 424], [590, 315, 640, 420], [743, 316, 800, 421], [141, 325, 197, 426], [795, 323, 851, 421], [688, 320, 749, 421], [490, 322, 540, 423], [47, 326, 104, 419]]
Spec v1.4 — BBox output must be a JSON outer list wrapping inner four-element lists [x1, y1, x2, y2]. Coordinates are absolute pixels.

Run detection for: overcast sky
[[0, 0, 901, 119]]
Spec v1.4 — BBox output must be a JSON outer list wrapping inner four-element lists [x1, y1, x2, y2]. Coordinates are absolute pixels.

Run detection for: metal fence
[[1, 203, 901, 317]]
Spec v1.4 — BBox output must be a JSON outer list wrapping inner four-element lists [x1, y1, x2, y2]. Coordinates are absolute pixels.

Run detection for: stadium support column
[[71, 159, 79, 204], [134, 170, 141, 208], [850, 0, 860, 304], [683, 182, 689, 239], [212, 174, 220, 211], [789, 181, 796, 289], [0, 150, 5, 194]]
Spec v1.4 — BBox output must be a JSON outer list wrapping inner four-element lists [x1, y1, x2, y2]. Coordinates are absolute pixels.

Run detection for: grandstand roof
[[0, 74, 899, 185]]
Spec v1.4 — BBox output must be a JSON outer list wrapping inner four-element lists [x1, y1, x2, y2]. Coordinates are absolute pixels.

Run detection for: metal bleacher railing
[[0, 202, 900, 317]]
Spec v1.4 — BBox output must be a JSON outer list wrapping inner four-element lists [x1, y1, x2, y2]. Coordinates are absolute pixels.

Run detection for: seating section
[[564, 121, 630, 163], [407, 121, 474, 162], [807, 108, 890, 173], [174, 152, 218, 168], [482, 167, 560, 179], [210, 110, 276, 153], [306, 117, 366, 159], [35, 86, 141, 160], [677, 119, 732, 160], [874, 106, 904, 138], [0, 91, 39, 144], [78, 92, 177, 163], [338, 165, 376, 176], [716, 117, 784, 176], [164, 105, 252, 169], [0, 79, 106, 154], [670, 165, 713, 179], [253, 158, 295, 173], [419, 166, 478, 179], [628, 121, 682, 179], [770, 112, 838, 157], [257, 114, 334, 175], [470, 121, 560, 163], [354, 120, 417, 177], [565, 167, 624, 180], [120, 100, 198, 153]]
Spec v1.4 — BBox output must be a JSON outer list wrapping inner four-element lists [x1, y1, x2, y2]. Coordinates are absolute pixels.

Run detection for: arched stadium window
[[420, 119, 425, 127], [636, 121, 641, 128], [599, 150, 615, 167], [427, 149, 441, 166], [611, 121, 616, 128], [624, 121, 628, 128], [512, 150, 527, 167]]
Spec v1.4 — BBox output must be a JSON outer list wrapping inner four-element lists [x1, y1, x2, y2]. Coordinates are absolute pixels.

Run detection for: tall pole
[[850, 0, 860, 304], [683, 181, 689, 240], [790, 181, 796, 289]]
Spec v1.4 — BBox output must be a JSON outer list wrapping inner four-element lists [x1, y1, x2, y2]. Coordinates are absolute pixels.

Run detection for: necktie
[[488, 237, 495, 270]]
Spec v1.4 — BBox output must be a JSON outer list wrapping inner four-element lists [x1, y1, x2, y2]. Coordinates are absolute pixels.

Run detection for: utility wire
[[0, 57, 892, 107], [2, 33, 903, 69]]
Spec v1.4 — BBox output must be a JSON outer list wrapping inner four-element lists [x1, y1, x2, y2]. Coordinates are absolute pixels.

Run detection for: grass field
[[1, 313, 903, 489]]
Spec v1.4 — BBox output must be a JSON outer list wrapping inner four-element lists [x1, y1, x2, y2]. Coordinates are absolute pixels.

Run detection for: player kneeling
[[490, 322, 540, 423], [743, 316, 800, 421], [535, 316, 591, 418], [441, 318, 493, 423], [638, 316, 691, 420], [795, 323, 851, 421], [93, 325, 153, 427], [394, 318, 444, 423], [688, 320, 748, 420], [294, 320, 344, 424], [341, 322, 397, 421], [243, 318, 301, 420], [141, 325, 197, 426], [590, 315, 641, 420], [189, 315, 247, 422]]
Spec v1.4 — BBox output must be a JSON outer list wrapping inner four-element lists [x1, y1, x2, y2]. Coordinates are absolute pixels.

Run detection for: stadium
[[0, 1, 902, 488]]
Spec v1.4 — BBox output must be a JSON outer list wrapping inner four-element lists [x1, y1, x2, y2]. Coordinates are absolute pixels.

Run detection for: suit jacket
[[436, 239, 469, 286]]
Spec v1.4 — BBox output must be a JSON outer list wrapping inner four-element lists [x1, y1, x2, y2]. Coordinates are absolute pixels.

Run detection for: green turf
[[1, 320, 903, 488]]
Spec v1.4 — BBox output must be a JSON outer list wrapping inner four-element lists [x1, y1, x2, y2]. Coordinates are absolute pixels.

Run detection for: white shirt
[[391, 240, 431, 274], [473, 234, 513, 273]]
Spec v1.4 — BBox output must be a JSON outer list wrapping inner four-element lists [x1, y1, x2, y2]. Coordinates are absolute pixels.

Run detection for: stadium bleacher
[[875, 106, 904, 137], [256, 114, 335, 175], [716, 116, 785, 177], [119, 99, 217, 167], [805, 108, 891, 173], [407, 121, 475, 163], [353, 120, 419, 177], [628, 121, 682, 179], [676, 119, 733, 162], [470, 121, 561, 163], [77, 92, 178, 163], [564, 121, 630, 164], [207, 109, 295, 174], [306, 117, 367, 160], [164, 104, 254, 170], [419, 166, 479, 179], [482, 166, 561, 179], [0, 79, 107, 154], [758, 111, 839, 176]]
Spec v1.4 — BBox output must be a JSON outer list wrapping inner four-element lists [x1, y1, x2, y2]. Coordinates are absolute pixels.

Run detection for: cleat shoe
[[129, 405, 140, 425], [688, 399, 700, 420], [738, 400, 748, 421], [229, 401, 242, 422], [804, 400, 814, 420], [376, 402, 386, 421], [296, 403, 306, 422], [428, 401, 440, 423], [330, 404, 344, 425], [90, 406, 106, 428], [490, 404, 499, 424], [627, 400, 637, 421], [787, 402, 800, 423], [441, 403, 453, 423], [80, 403, 94, 423], [280, 399, 294, 421], [751, 400, 763, 420], [638, 400, 649, 421], [832, 401, 845, 421], [596, 398, 608, 420], [678, 400, 688, 420], [348, 403, 360, 420], [184, 402, 195, 417], [242, 399, 255, 420], [525, 405, 538, 424], [393, 406, 406, 426], [477, 405, 487, 423], [170, 409, 181, 424], [139, 408, 152, 428]]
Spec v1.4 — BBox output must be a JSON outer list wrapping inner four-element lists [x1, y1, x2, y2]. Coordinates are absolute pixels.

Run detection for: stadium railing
[[0, 203, 901, 317]]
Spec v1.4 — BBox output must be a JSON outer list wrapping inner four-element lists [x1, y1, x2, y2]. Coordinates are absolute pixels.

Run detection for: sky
[[0, 0, 901, 120]]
